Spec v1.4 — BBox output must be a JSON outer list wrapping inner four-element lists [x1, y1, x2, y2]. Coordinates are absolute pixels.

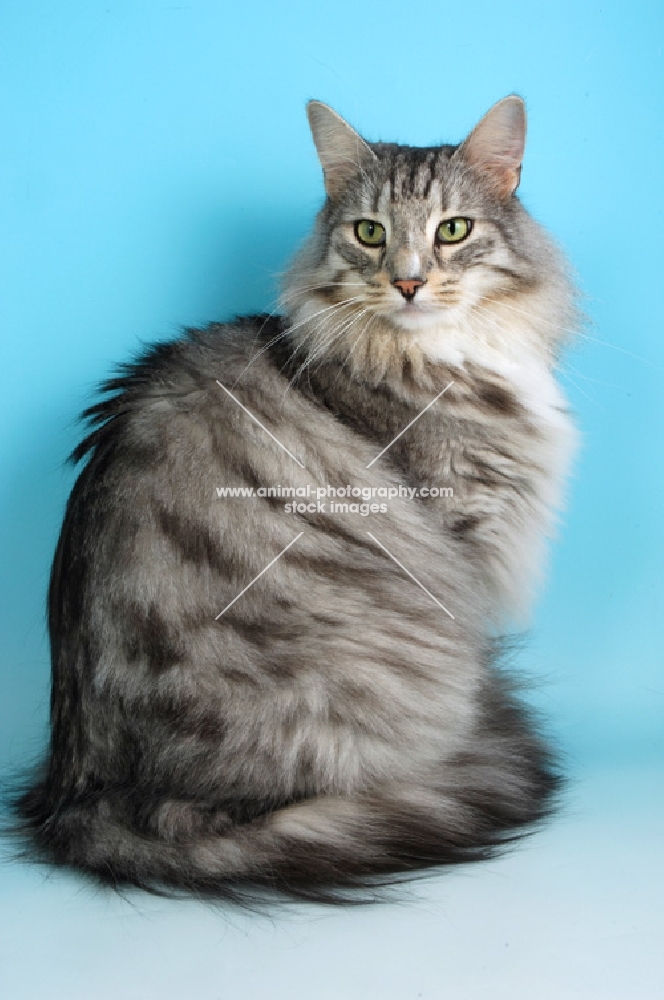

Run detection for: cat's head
[[282, 98, 574, 380]]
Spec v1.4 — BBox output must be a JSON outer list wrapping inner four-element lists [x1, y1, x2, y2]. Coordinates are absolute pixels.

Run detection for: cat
[[11, 96, 578, 903]]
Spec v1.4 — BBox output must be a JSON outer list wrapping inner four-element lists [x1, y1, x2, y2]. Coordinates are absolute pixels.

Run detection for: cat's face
[[283, 98, 569, 373], [310, 140, 530, 334]]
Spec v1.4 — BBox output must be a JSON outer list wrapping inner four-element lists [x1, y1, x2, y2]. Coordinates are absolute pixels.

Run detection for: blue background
[[1, 2, 662, 997]]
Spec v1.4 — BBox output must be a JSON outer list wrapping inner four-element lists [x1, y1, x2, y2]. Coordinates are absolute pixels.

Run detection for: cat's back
[[72, 315, 289, 464], [49, 311, 482, 783], [51, 315, 307, 643], [51, 312, 411, 624]]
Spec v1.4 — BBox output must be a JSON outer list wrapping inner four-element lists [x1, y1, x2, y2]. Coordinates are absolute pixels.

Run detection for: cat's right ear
[[306, 102, 377, 198]]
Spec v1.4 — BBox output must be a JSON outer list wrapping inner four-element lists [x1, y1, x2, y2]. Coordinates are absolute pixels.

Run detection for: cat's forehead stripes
[[362, 146, 461, 220], [392, 147, 450, 199]]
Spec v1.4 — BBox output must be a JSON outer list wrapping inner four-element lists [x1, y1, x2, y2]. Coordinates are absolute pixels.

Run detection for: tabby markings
[[215, 532, 304, 620], [365, 381, 454, 469], [366, 532, 454, 619], [216, 380, 307, 470]]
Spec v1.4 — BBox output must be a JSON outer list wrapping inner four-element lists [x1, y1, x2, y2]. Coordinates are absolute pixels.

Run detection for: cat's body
[[12, 98, 577, 902]]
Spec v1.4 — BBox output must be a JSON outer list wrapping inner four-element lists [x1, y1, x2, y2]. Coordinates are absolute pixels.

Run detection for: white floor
[[1, 758, 662, 1000]]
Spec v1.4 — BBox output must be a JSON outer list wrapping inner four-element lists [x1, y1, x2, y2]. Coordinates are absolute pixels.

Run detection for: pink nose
[[393, 278, 424, 300]]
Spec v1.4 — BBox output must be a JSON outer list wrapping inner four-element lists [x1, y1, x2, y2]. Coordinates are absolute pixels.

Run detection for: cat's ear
[[456, 96, 526, 200], [306, 101, 377, 198]]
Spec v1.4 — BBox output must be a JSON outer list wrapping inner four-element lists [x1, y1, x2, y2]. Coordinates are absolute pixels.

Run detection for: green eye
[[436, 217, 472, 244], [355, 220, 386, 247]]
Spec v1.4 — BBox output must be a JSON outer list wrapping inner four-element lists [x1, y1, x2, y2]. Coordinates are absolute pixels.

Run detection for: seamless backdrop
[[1, 2, 662, 998]]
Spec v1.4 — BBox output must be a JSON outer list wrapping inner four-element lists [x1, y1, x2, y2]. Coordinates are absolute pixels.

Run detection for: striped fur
[[9, 98, 577, 904]]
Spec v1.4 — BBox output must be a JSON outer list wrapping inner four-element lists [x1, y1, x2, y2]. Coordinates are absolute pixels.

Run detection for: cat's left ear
[[306, 101, 377, 198], [455, 96, 526, 200]]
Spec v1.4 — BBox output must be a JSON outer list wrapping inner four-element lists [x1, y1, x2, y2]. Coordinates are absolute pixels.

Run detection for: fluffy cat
[[11, 96, 577, 903]]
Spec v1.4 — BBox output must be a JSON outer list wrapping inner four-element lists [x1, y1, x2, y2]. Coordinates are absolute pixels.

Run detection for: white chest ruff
[[417, 321, 577, 493], [417, 322, 578, 618]]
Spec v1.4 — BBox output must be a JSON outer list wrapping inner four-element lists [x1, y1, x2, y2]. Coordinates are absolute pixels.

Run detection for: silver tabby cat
[[13, 97, 577, 902]]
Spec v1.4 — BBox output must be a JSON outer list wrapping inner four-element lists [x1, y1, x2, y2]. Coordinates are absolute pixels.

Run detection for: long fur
[[7, 98, 577, 904]]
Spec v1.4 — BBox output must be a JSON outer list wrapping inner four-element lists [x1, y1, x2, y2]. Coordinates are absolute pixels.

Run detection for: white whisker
[[236, 296, 365, 384], [557, 366, 605, 410]]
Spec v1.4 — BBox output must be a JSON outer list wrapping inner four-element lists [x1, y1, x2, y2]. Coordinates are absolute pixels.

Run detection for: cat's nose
[[392, 278, 425, 301]]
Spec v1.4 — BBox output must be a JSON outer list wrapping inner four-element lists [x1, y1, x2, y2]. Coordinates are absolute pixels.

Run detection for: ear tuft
[[306, 101, 377, 199], [457, 96, 527, 200]]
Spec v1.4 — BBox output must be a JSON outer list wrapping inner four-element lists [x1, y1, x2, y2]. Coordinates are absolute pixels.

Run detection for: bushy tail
[[7, 687, 560, 905]]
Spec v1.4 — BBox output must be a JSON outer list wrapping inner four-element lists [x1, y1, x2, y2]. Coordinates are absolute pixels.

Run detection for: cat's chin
[[385, 306, 455, 333]]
